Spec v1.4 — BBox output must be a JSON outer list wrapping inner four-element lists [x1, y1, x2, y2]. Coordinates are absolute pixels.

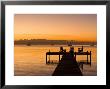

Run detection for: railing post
[[90, 51, 91, 65], [87, 51, 88, 63], [59, 55, 60, 62], [49, 50, 50, 63], [49, 54, 50, 62], [46, 54, 47, 64]]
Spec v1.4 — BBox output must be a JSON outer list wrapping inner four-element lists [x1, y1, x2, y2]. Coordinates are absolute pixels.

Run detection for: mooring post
[[46, 54, 47, 64], [90, 51, 91, 65], [87, 51, 88, 63]]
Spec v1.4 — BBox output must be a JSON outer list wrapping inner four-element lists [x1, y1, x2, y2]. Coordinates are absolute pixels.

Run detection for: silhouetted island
[[14, 39, 96, 46]]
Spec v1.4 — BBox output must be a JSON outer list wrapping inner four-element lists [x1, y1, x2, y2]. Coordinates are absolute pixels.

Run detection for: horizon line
[[14, 39, 97, 42]]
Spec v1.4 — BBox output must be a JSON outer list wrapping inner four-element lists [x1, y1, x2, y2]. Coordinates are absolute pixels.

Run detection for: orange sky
[[14, 14, 97, 41]]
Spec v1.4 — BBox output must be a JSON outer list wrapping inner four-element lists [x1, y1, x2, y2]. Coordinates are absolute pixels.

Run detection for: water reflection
[[14, 45, 97, 76]]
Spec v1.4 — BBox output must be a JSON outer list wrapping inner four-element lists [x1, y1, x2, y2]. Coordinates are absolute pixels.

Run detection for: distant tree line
[[14, 39, 97, 45]]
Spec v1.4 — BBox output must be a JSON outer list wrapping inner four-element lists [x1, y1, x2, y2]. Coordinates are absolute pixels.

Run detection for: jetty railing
[[46, 51, 92, 65], [46, 46, 92, 76]]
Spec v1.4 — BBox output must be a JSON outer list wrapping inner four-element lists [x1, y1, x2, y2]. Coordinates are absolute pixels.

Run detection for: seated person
[[69, 46, 74, 57], [78, 46, 83, 53], [60, 46, 64, 52]]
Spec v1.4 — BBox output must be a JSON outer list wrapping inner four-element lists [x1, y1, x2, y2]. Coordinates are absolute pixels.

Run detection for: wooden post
[[46, 54, 47, 64], [82, 46, 83, 52], [75, 52, 76, 60], [90, 51, 91, 65], [59, 55, 60, 62], [48, 50, 50, 63], [87, 51, 88, 63], [49, 55, 50, 63]]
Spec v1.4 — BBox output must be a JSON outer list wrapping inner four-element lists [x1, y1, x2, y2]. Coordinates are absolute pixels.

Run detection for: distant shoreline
[[14, 44, 97, 47], [14, 39, 96, 46]]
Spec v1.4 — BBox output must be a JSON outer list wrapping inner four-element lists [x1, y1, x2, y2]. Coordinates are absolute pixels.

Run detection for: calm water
[[14, 45, 97, 76]]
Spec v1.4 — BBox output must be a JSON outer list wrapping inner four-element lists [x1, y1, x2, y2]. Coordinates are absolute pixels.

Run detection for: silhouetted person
[[69, 46, 74, 58], [60, 46, 64, 52], [78, 46, 83, 53]]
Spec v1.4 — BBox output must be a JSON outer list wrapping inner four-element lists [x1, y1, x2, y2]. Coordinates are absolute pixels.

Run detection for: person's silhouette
[[69, 46, 74, 57], [60, 46, 64, 52]]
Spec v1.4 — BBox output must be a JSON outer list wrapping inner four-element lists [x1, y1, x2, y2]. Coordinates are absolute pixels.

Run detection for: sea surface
[[14, 45, 97, 76]]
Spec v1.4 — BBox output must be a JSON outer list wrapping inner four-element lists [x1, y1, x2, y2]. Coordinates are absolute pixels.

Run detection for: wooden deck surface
[[52, 53, 83, 76]]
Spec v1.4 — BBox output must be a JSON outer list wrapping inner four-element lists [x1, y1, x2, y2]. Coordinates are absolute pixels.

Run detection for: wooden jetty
[[46, 47, 92, 76], [52, 53, 82, 76]]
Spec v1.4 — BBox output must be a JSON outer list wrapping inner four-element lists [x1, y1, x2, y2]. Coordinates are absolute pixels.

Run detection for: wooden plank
[[46, 52, 64, 55], [46, 52, 91, 55]]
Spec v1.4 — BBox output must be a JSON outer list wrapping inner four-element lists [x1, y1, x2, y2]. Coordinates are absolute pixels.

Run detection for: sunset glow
[[14, 14, 97, 41]]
